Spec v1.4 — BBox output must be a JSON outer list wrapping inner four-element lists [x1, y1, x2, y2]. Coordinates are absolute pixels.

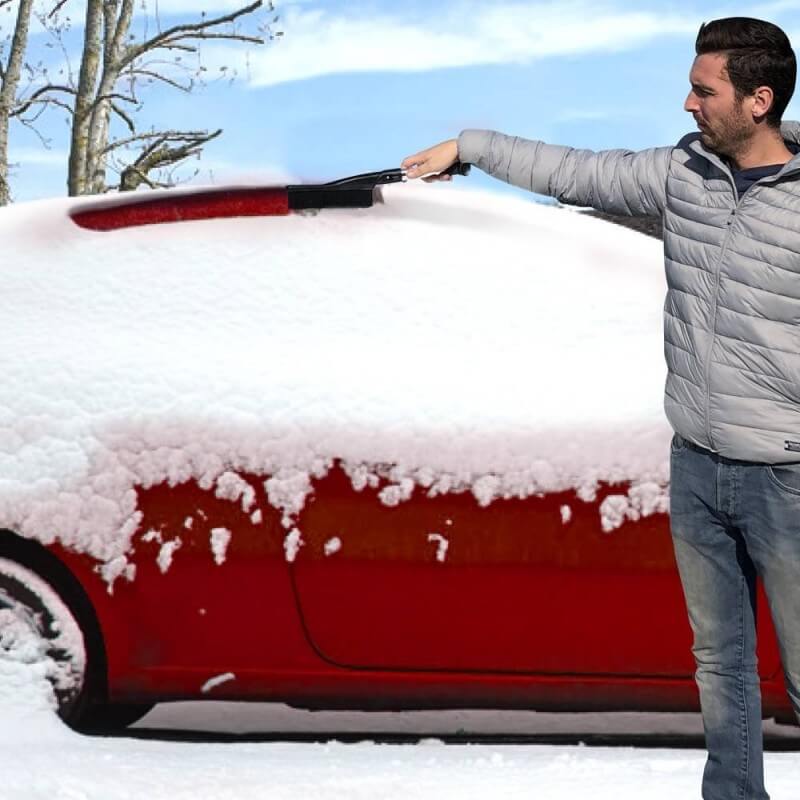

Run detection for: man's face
[[684, 52, 753, 158]]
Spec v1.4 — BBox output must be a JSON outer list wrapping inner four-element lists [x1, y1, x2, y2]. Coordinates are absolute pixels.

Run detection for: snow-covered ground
[[1, 663, 799, 800]]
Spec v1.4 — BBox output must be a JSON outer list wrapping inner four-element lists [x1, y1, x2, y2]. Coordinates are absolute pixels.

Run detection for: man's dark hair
[[696, 17, 796, 128]]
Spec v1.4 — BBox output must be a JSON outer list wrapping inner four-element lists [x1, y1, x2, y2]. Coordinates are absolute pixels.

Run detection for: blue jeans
[[669, 433, 800, 800]]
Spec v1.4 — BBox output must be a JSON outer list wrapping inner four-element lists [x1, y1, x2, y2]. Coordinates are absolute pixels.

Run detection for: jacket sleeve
[[457, 129, 672, 217]]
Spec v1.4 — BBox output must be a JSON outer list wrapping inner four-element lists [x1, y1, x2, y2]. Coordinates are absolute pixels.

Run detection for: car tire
[[0, 554, 92, 722], [0, 537, 153, 733]]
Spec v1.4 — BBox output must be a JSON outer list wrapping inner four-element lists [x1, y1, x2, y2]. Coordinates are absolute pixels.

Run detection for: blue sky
[[7, 0, 800, 203]]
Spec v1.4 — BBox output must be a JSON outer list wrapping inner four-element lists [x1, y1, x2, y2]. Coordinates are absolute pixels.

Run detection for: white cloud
[[11, 0, 292, 38], [145, 0, 310, 12], [197, 158, 298, 184], [553, 108, 657, 123], [554, 110, 613, 123], [7, 147, 68, 167], [203, 1, 700, 88], [750, 0, 800, 16]]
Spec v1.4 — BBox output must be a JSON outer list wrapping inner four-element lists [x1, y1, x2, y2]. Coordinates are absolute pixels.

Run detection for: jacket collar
[[688, 120, 800, 183]]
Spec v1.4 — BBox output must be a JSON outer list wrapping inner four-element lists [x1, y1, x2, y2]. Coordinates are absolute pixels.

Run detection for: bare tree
[[0, 1, 77, 204], [116, 128, 221, 191], [0, 0, 35, 205], [65, 0, 279, 195]]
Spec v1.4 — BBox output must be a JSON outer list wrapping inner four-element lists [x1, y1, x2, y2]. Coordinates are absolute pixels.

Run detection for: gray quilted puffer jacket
[[457, 123, 800, 464]]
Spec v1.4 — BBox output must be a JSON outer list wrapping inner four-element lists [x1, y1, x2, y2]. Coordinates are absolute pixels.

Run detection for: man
[[402, 16, 800, 800]]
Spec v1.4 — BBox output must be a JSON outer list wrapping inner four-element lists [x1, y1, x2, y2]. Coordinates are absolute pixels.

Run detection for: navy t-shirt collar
[[725, 141, 800, 197]]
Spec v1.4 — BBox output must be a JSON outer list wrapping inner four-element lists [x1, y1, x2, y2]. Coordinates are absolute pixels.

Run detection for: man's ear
[[751, 85, 775, 121]]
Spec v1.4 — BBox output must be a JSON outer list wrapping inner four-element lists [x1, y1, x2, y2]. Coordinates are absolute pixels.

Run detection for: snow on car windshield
[[0, 181, 669, 582]]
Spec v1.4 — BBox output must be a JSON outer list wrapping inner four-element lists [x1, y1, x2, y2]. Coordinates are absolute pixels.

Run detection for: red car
[[0, 169, 795, 732]]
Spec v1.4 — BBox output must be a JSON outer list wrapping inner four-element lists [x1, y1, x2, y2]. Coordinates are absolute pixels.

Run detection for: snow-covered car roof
[[0, 181, 669, 575]]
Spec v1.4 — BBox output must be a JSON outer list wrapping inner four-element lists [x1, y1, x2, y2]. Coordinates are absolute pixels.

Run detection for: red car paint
[[45, 462, 790, 718]]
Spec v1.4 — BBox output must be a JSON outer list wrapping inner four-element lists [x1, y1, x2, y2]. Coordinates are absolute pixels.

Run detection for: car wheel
[[0, 555, 90, 723], [0, 549, 154, 733]]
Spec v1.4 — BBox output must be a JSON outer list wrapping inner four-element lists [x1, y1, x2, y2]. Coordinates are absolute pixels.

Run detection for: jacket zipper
[[703, 194, 738, 451]]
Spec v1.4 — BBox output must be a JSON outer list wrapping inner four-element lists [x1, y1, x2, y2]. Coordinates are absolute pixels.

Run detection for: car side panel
[[53, 476, 316, 701], [289, 466, 782, 679], [45, 469, 788, 717]]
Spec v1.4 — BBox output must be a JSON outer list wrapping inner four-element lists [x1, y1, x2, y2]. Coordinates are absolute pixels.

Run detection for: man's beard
[[700, 100, 751, 160]]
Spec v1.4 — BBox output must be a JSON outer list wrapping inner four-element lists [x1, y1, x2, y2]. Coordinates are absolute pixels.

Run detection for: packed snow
[[209, 527, 232, 565], [0, 181, 671, 580], [156, 537, 182, 574], [1, 652, 799, 800], [324, 536, 342, 556], [215, 471, 256, 512], [283, 527, 304, 562], [427, 532, 449, 562], [200, 671, 236, 694], [0, 558, 86, 708]]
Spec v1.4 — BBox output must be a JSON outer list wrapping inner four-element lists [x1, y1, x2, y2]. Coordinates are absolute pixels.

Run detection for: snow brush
[[70, 162, 472, 232]]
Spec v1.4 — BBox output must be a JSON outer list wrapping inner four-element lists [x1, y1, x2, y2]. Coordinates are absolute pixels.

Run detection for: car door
[[116, 472, 307, 680], [289, 465, 781, 678]]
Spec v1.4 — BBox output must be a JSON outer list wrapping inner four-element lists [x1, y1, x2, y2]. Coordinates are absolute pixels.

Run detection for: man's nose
[[684, 92, 699, 113]]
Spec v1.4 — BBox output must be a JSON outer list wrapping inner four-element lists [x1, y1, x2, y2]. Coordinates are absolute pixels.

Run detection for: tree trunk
[[0, 0, 35, 205], [85, 0, 134, 194], [68, 0, 105, 195], [69, 0, 267, 195]]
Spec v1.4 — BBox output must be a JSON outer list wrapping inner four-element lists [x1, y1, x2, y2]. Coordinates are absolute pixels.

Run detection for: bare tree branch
[[47, 0, 69, 19], [158, 31, 264, 48], [104, 130, 168, 154], [93, 91, 137, 107], [121, 1, 263, 69], [109, 0, 135, 68], [45, 8, 78, 88], [110, 101, 135, 133], [102, 128, 219, 155], [19, 98, 50, 124], [150, 43, 197, 53], [11, 83, 75, 117], [102, 131, 170, 154], [130, 67, 191, 93], [115, 166, 163, 189], [119, 128, 222, 191], [18, 114, 52, 147], [24, 95, 74, 117]]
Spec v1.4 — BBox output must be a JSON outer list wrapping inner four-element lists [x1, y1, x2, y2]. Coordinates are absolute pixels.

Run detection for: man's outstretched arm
[[402, 130, 673, 218]]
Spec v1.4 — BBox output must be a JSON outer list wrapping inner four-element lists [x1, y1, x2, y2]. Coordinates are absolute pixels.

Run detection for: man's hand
[[401, 139, 459, 182]]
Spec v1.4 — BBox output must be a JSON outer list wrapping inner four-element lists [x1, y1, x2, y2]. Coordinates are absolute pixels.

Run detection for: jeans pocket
[[670, 433, 687, 455], [766, 463, 800, 495]]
